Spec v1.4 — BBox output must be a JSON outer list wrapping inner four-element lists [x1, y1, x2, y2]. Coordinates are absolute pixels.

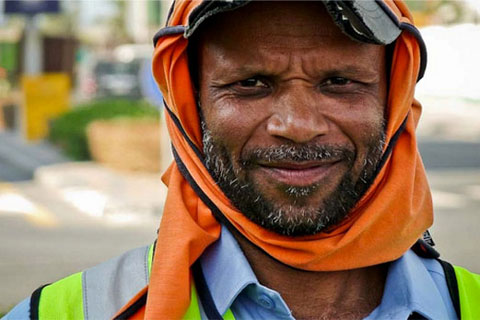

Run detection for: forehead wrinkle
[[203, 27, 380, 78], [245, 45, 381, 80], [205, 43, 382, 84]]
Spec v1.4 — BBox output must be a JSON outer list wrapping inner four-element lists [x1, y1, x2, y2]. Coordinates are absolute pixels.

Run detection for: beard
[[202, 121, 386, 236]]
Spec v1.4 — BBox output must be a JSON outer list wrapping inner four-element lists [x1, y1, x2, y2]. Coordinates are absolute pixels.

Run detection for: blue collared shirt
[[200, 227, 457, 320]]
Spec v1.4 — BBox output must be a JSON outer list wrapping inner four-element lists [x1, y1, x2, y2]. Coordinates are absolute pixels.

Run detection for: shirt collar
[[367, 249, 449, 319], [200, 226, 258, 315], [201, 227, 449, 319]]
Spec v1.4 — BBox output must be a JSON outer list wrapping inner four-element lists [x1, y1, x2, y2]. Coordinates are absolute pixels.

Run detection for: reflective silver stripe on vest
[[82, 245, 150, 319]]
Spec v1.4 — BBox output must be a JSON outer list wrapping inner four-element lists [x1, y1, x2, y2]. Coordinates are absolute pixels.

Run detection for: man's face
[[197, 1, 388, 236]]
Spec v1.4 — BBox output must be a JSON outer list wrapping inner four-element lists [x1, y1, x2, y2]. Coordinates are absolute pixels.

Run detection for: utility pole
[[23, 15, 43, 75]]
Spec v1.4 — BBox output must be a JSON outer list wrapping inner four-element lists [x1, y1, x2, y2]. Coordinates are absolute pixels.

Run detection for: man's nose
[[266, 87, 329, 143]]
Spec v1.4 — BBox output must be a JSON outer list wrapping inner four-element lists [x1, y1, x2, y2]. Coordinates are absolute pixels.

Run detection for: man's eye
[[237, 78, 268, 88], [324, 77, 352, 86]]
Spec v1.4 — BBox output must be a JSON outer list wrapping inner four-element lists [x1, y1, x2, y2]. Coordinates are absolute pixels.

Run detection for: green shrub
[[48, 99, 160, 160]]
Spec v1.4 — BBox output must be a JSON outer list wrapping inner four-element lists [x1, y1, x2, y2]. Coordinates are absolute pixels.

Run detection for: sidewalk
[[33, 162, 166, 224], [0, 131, 69, 181], [0, 162, 163, 310]]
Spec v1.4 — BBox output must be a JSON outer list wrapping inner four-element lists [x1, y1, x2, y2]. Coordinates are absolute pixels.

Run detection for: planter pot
[[86, 118, 161, 172]]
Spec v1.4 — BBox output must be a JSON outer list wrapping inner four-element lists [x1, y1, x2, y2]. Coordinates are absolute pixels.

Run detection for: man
[[5, 1, 479, 319]]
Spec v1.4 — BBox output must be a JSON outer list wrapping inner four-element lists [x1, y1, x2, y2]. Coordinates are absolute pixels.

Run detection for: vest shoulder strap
[[438, 259, 461, 318], [453, 264, 480, 319], [30, 272, 83, 320], [413, 238, 480, 319], [30, 244, 154, 320], [439, 259, 480, 320], [113, 260, 237, 320]]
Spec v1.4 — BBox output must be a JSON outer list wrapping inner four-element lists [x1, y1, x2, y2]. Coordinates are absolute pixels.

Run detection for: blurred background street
[[0, 0, 479, 314]]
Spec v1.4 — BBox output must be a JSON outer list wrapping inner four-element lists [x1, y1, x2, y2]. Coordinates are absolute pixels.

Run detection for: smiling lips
[[258, 160, 342, 187]]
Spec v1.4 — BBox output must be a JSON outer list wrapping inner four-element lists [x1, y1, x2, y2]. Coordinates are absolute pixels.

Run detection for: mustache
[[240, 144, 355, 167]]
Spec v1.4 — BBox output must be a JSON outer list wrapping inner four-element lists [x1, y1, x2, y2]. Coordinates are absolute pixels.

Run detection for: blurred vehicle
[[93, 59, 142, 99], [77, 44, 163, 103]]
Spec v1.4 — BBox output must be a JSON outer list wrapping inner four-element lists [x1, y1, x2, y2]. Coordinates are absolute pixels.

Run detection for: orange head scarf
[[129, 1, 432, 318]]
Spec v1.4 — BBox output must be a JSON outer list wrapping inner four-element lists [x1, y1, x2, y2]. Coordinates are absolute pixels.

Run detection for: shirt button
[[258, 294, 275, 310]]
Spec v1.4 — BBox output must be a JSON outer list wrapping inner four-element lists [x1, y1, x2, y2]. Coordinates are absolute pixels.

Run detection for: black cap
[[185, 0, 401, 45]]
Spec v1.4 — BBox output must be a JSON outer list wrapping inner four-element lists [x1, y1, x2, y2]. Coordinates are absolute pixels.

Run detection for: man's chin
[[249, 175, 341, 208], [231, 186, 343, 236], [230, 168, 366, 236], [241, 204, 334, 236]]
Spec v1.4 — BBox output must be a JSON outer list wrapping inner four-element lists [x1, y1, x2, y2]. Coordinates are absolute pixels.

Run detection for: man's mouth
[[257, 160, 342, 187]]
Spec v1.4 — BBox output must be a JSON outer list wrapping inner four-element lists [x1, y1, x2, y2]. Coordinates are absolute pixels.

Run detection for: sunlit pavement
[[0, 183, 58, 228], [0, 164, 163, 310]]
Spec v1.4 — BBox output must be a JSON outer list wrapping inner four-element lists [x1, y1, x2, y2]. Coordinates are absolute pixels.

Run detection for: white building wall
[[125, 1, 149, 43]]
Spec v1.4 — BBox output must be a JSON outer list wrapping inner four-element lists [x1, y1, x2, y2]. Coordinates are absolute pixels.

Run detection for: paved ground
[[427, 170, 480, 272], [0, 203, 158, 310], [0, 171, 162, 310], [0, 131, 68, 182], [419, 140, 480, 169]]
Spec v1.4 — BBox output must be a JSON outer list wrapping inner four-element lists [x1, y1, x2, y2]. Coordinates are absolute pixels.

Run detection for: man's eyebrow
[[213, 63, 274, 76], [208, 64, 274, 82], [210, 61, 381, 81], [319, 65, 380, 80]]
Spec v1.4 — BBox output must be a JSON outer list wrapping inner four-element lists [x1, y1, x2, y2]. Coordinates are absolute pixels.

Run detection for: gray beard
[[202, 121, 385, 236]]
